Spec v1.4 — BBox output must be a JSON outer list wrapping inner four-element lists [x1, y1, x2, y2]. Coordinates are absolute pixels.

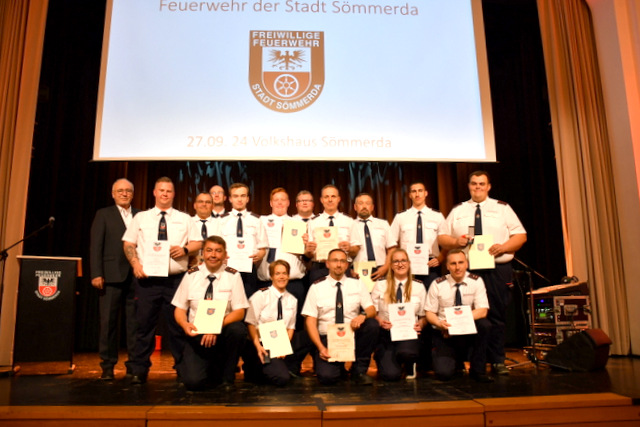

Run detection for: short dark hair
[[468, 170, 490, 183], [446, 248, 467, 261], [204, 235, 226, 250], [327, 248, 347, 260]]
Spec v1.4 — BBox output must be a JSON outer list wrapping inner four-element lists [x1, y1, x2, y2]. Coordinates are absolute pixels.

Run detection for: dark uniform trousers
[[314, 317, 379, 385], [471, 263, 513, 364], [374, 329, 420, 381], [129, 274, 186, 376], [240, 266, 258, 299], [432, 317, 491, 379], [178, 321, 248, 390], [99, 272, 137, 372], [414, 269, 440, 372], [241, 338, 292, 386]]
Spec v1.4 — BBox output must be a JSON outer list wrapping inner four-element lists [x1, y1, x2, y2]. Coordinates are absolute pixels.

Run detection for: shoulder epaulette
[[413, 278, 424, 284], [497, 200, 508, 205], [225, 266, 238, 274], [311, 214, 320, 220], [259, 287, 269, 292], [312, 277, 327, 285], [468, 273, 480, 280], [251, 212, 260, 218], [452, 202, 463, 208], [435, 276, 447, 283], [221, 212, 230, 218], [187, 266, 199, 274]]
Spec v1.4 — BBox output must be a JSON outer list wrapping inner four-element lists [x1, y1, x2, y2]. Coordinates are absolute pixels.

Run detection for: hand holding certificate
[[258, 320, 293, 358], [444, 305, 477, 336], [327, 323, 355, 362], [388, 303, 418, 341], [192, 299, 227, 334], [142, 240, 170, 277], [468, 235, 495, 270]]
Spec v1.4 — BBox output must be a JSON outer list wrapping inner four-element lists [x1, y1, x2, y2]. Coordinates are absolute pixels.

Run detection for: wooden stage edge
[[1, 392, 639, 426]]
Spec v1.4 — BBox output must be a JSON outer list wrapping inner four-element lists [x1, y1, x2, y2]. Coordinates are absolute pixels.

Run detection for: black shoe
[[100, 368, 114, 380], [469, 371, 494, 383], [491, 363, 509, 375], [130, 374, 147, 385], [351, 373, 373, 385]]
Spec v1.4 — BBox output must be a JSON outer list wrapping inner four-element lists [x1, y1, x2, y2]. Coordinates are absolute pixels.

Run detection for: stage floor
[[1, 350, 639, 407]]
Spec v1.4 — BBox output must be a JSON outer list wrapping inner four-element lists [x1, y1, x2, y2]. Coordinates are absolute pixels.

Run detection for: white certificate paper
[[192, 299, 227, 334], [258, 320, 293, 358], [281, 220, 306, 255], [143, 240, 169, 277], [226, 237, 255, 273], [444, 305, 477, 336], [327, 323, 355, 362], [389, 303, 418, 341], [354, 261, 377, 292], [408, 244, 429, 275], [313, 226, 339, 261], [469, 235, 495, 270]]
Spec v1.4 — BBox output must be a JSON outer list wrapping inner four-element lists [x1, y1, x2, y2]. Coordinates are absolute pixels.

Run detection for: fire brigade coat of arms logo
[[249, 30, 325, 113]]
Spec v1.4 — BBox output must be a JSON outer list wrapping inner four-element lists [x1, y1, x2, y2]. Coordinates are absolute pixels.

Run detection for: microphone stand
[[507, 256, 552, 369], [0, 219, 54, 326]]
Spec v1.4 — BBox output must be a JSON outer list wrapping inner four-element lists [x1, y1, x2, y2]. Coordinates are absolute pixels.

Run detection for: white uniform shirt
[[122, 207, 202, 275], [218, 208, 269, 256], [351, 216, 395, 266], [425, 272, 489, 322], [192, 215, 219, 239], [371, 278, 426, 322], [302, 275, 374, 335], [245, 286, 297, 330], [171, 263, 249, 323], [257, 214, 307, 281], [440, 198, 526, 264], [390, 206, 444, 259], [307, 212, 360, 260]]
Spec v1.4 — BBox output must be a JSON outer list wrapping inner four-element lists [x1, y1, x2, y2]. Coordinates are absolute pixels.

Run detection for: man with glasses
[[191, 192, 217, 266], [302, 249, 378, 385], [90, 178, 139, 380], [293, 190, 315, 222], [209, 185, 227, 219]]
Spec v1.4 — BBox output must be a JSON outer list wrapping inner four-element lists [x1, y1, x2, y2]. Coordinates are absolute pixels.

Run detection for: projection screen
[[94, 0, 496, 162]]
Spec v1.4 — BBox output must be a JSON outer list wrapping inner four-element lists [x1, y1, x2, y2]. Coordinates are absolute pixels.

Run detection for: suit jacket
[[90, 205, 140, 283]]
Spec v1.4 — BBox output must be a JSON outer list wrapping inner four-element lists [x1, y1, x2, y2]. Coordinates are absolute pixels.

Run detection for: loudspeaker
[[545, 329, 612, 372]]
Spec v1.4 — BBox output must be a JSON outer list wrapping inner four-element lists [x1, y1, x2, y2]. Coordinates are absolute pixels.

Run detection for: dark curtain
[[24, 0, 563, 351]]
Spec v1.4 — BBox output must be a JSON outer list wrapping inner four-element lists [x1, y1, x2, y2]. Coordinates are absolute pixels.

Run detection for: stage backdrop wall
[[22, 0, 565, 352]]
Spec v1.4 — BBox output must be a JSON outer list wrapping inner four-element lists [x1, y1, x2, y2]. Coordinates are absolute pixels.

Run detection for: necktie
[[362, 220, 376, 262], [474, 204, 483, 236], [396, 282, 403, 303], [335, 282, 344, 323], [277, 296, 283, 320], [205, 275, 215, 300], [416, 211, 423, 244], [328, 215, 335, 227], [158, 211, 168, 241], [236, 213, 243, 237], [200, 219, 208, 240], [454, 283, 462, 306], [267, 248, 277, 263], [302, 218, 309, 223], [212, 213, 219, 218]]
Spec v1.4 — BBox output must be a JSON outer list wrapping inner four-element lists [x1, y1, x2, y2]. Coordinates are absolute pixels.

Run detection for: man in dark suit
[[90, 178, 140, 380]]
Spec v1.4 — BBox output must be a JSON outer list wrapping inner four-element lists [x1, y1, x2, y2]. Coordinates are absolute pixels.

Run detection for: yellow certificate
[[281, 220, 307, 255], [469, 235, 495, 270], [327, 323, 355, 362], [258, 320, 293, 358], [354, 261, 377, 292], [192, 299, 227, 334]]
